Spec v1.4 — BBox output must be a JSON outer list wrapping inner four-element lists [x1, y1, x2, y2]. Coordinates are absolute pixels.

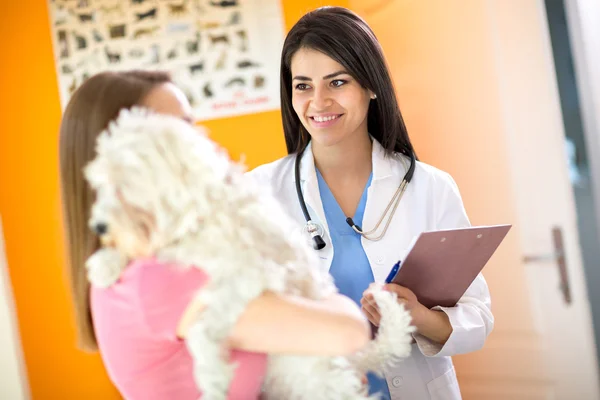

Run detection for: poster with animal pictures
[[47, 0, 286, 121]]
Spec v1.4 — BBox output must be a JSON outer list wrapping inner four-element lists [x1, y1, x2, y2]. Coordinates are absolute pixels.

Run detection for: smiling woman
[[247, 6, 494, 400], [279, 7, 413, 159], [290, 49, 374, 152]]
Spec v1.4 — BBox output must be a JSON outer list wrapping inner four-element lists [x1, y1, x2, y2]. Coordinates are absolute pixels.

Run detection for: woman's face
[[105, 82, 194, 257], [290, 47, 374, 149], [141, 82, 195, 124]]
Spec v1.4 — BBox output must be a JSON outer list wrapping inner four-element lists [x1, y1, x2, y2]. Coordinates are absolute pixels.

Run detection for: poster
[[47, 0, 286, 121]]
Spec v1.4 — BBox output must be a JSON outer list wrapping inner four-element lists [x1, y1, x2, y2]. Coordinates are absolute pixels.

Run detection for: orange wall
[[0, 1, 347, 398]]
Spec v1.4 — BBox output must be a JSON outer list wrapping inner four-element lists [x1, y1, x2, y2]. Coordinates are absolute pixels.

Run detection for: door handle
[[523, 226, 572, 305]]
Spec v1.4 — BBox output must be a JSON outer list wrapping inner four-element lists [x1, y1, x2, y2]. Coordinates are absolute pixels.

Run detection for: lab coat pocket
[[426, 366, 462, 400], [372, 247, 410, 284]]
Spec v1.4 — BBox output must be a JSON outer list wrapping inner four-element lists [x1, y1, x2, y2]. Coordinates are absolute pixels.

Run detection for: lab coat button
[[376, 256, 385, 265], [392, 376, 403, 387]]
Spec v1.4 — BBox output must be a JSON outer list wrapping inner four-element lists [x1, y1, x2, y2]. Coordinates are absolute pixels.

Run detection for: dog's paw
[[85, 248, 128, 288]]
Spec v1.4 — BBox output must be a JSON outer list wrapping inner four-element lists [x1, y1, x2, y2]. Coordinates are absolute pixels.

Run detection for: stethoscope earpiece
[[346, 217, 362, 233], [312, 235, 326, 250]]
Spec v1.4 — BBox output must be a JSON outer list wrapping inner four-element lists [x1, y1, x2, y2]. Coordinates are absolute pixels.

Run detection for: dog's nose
[[93, 222, 108, 236]]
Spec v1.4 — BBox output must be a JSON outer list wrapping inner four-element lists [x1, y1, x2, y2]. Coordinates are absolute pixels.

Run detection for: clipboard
[[389, 224, 511, 309]]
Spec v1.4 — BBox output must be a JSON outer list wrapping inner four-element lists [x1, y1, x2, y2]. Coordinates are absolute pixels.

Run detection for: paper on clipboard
[[390, 224, 511, 309]]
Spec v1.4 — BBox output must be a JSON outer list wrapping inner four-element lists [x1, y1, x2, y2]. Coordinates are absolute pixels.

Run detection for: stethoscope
[[294, 146, 417, 250]]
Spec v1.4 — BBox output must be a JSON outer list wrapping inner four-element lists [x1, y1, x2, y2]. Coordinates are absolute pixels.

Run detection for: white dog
[[84, 109, 415, 400]]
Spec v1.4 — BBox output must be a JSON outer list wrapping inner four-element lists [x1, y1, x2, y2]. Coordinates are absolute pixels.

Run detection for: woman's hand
[[360, 283, 425, 327], [360, 283, 453, 345]]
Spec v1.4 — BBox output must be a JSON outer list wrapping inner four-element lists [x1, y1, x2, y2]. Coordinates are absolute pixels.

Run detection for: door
[[350, 0, 600, 398], [558, 0, 600, 373], [544, 0, 600, 383]]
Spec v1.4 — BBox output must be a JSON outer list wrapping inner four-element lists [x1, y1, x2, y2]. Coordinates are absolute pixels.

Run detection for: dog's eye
[[93, 222, 109, 236]]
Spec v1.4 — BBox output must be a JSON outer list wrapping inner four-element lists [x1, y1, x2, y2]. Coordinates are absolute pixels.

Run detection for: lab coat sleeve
[[244, 165, 277, 199], [413, 173, 494, 357], [245, 166, 268, 189]]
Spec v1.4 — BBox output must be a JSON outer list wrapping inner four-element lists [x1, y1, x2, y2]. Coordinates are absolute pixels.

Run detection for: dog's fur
[[84, 109, 415, 400]]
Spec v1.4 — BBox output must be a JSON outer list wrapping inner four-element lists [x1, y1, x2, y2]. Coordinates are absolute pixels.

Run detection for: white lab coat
[[247, 139, 494, 400]]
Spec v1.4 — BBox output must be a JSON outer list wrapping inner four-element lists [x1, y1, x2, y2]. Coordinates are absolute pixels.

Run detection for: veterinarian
[[59, 70, 371, 400], [247, 7, 494, 400]]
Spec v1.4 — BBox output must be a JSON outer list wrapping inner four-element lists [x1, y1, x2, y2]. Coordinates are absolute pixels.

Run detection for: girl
[[59, 70, 370, 399]]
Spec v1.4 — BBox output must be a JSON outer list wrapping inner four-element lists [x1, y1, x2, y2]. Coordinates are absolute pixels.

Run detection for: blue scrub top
[[316, 169, 391, 400]]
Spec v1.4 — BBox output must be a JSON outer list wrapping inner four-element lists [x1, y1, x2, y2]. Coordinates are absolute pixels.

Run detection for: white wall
[[0, 215, 30, 399]]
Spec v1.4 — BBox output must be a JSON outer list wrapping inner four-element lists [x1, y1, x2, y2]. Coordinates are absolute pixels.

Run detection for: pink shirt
[[91, 258, 267, 400]]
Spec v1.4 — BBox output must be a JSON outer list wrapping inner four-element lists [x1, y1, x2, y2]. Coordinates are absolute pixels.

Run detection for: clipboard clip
[[522, 226, 572, 305]]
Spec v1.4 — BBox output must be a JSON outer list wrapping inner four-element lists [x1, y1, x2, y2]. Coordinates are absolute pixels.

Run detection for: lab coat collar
[[298, 141, 317, 184], [297, 138, 401, 183], [371, 138, 395, 181]]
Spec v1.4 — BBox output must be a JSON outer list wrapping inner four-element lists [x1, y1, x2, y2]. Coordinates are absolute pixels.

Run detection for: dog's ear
[[114, 190, 156, 257]]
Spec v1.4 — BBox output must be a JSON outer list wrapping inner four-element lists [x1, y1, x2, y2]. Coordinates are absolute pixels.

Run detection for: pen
[[385, 260, 401, 284]]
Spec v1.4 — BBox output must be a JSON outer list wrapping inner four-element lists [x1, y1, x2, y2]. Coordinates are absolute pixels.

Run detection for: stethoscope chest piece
[[302, 221, 326, 250]]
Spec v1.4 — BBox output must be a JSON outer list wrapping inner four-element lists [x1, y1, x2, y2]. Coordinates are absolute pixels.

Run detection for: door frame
[[555, 0, 600, 371], [564, 0, 600, 253]]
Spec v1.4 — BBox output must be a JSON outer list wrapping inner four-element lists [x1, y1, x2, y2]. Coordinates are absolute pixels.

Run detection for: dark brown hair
[[59, 70, 171, 351], [280, 6, 416, 158]]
